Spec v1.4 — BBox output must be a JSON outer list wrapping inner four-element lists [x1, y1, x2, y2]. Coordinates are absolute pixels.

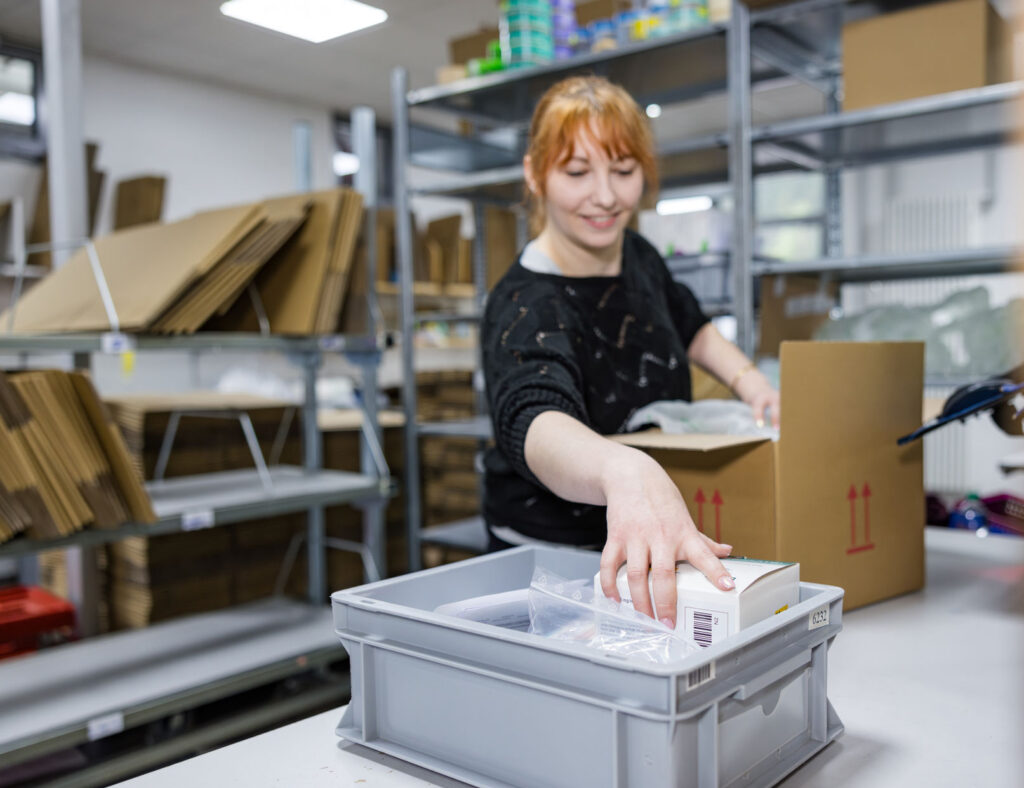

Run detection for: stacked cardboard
[[0, 370, 155, 544], [113, 176, 167, 230], [215, 190, 365, 335], [2, 188, 364, 337], [390, 370, 483, 527]]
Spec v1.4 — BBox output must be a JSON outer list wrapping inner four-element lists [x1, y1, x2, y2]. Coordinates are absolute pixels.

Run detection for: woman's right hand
[[598, 448, 734, 629]]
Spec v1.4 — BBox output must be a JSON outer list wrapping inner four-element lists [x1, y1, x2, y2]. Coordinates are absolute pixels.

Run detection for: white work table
[[117, 527, 1024, 787]]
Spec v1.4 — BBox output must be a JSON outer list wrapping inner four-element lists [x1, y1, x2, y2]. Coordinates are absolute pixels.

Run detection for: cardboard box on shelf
[[614, 341, 925, 611], [113, 175, 167, 230], [757, 274, 839, 357], [842, 0, 1014, 111], [485, 205, 519, 290], [448, 26, 499, 66]]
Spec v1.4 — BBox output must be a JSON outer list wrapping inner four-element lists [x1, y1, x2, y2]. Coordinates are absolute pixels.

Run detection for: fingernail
[[723, 544, 733, 555], [719, 576, 735, 591], [660, 617, 675, 629]]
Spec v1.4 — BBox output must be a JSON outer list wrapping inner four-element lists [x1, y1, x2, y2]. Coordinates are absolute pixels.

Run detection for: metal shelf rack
[[0, 598, 339, 771], [0, 101, 391, 772], [392, 0, 1022, 567]]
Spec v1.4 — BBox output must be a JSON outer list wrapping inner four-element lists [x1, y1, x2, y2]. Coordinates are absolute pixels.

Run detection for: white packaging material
[[434, 588, 532, 632], [594, 558, 799, 648]]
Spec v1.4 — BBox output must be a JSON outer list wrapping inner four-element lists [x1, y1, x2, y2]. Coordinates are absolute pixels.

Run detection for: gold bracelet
[[728, 362, 757, 392]]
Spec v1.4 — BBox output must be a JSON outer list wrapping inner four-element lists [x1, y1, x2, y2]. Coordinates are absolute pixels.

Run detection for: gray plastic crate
[[332, 545, 844, 788]]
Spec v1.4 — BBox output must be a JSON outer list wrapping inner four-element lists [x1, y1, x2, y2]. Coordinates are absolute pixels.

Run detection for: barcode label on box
[[182, 508, 215, 531], [686, 608, 728, 648], [87, 711, 124, 741], [686, 661, 716, 691], [100, 332, 136, 354], [808, 605, 830, 630]]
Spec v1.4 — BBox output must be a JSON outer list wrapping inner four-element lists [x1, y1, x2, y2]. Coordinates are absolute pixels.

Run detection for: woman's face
[[535, 128, 644, 253]]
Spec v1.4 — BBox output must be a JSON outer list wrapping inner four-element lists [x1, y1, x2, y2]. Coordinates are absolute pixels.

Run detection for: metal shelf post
[[299, 349, 327, 603], [729, 0, 755, 356], [393, 67, 424, 573]]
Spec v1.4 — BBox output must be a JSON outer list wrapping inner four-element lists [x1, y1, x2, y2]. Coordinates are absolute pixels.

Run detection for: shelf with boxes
[[391, 0, 1023, 565]]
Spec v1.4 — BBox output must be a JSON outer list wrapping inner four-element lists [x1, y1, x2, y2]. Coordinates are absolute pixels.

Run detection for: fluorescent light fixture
[[656, 195, 713, 215], [645, 103, 662, 119], [0, 92, 35, 126], [220, 0, 387, 44], [333, 151, 360, 177]]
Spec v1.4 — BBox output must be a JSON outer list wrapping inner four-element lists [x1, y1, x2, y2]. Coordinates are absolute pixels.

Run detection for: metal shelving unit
[[392, 0, 1022, 568], [0, 93, 391, 773], [0, 597, 339, 770]]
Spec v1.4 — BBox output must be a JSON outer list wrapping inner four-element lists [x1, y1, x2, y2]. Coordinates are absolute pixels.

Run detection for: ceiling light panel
[[220, 0, 388, 44]]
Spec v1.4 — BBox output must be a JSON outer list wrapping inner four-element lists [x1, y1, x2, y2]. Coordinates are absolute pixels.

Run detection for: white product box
[[595, 558, 800, 647]]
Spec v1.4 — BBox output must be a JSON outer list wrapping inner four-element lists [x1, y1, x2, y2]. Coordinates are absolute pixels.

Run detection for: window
[[0, 42, 44, 160]]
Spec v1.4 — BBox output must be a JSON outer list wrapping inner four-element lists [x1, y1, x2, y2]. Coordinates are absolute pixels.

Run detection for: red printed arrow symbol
[[712, 490, 723, 543], [694, 488, 706, 533]]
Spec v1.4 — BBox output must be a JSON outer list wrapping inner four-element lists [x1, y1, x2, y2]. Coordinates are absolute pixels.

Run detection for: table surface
[[116, 527, 1024, 788]]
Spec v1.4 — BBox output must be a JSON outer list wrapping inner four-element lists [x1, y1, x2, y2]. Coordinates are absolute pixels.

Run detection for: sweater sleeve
[[482, 279, 589, 486]]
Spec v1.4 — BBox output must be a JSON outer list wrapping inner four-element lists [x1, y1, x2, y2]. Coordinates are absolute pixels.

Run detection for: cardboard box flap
[[611, 429, 771, 453], [780, 341, 925, 447]]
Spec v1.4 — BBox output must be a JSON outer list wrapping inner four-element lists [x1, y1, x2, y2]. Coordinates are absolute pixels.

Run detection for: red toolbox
[[0, 586, 77, 659]]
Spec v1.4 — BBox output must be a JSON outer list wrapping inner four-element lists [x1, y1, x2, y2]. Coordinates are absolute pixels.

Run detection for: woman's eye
[[616, 168, 636, 177], [566, 170, 588, 178]]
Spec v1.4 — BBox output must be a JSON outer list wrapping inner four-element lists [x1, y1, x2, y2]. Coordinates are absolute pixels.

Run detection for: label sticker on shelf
[[182, 508, 215, 531], [100, 332, 136, 354], [318, 336, 344, 352], [87, 711, 124, 741], [808, 605, 830, 631]]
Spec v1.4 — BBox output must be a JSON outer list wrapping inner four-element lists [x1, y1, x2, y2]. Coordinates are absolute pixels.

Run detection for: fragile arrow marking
[[712, 490, 723, 543], [694, 488, 706, 533], [845, 481, 876, 555]]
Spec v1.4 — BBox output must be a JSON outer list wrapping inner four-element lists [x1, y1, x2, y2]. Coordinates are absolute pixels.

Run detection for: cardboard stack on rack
[[2, 188, 364, 337], [113, 175, 167, 230], [93, 393, 405, 629], [399, 370, 483, 529], [0, 370, 155, 545]]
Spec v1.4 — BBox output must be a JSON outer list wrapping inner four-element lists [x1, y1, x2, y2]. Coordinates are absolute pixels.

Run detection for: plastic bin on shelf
[[332, 545, 844, 788], [0, 586, 76, 659]]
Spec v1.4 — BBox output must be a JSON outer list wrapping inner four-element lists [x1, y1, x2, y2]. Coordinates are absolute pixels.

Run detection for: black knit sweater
[[481, 229, 709, 546]]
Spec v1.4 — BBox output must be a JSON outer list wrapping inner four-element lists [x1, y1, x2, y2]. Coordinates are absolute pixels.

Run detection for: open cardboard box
[[613, 341, 925, 611]]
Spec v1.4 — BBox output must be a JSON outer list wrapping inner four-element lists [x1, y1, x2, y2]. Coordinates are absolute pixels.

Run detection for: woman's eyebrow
[[567, 156, 589, 164]]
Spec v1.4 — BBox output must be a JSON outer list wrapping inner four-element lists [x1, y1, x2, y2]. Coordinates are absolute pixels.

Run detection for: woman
[[481, 76, 780, 630]]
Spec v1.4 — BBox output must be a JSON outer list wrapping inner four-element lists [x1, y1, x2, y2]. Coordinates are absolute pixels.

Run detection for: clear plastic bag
[[528, 568, 698, 664], [626, 398, 778, 439]]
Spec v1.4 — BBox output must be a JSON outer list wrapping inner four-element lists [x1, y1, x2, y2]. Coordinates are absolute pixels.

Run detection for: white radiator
[[842, 192, 1024, 497]]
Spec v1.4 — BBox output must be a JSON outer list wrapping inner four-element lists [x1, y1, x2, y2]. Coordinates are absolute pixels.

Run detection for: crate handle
[[731, 647, 811, 702]]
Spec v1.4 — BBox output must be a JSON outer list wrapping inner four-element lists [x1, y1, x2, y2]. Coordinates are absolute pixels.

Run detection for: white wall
[[1, 54, 336, 245], [82, 57, 336, 234]]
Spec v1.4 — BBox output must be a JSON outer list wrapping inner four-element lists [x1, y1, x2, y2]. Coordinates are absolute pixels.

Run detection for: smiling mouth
[[580, 213, 619, 229]]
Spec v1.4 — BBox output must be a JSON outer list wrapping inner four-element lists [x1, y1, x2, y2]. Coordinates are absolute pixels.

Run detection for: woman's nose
[[591, 172, 616, 208]]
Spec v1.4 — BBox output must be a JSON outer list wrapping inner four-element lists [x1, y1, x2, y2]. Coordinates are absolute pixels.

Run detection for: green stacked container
[[500, 0, 554, 69]]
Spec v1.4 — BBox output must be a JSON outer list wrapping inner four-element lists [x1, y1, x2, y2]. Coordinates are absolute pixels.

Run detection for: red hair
[[525, 76, 658, 233]]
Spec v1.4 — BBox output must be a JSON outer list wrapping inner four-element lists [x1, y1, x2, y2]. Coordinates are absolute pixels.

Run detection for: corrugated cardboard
[[842, 0, 1014, 111], [113, 176, 167, 230], [28, 143, 104, 268], [758, 274, 838, 357], [449, 26, 499, 65], [4, 204, 263, 333], [485, 205, 518, 290], [215, 189, 363, 335], [614, 341, 925, 611]]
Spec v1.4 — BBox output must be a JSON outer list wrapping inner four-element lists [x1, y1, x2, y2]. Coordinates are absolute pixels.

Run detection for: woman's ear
[[523, 155, 538, 196]]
